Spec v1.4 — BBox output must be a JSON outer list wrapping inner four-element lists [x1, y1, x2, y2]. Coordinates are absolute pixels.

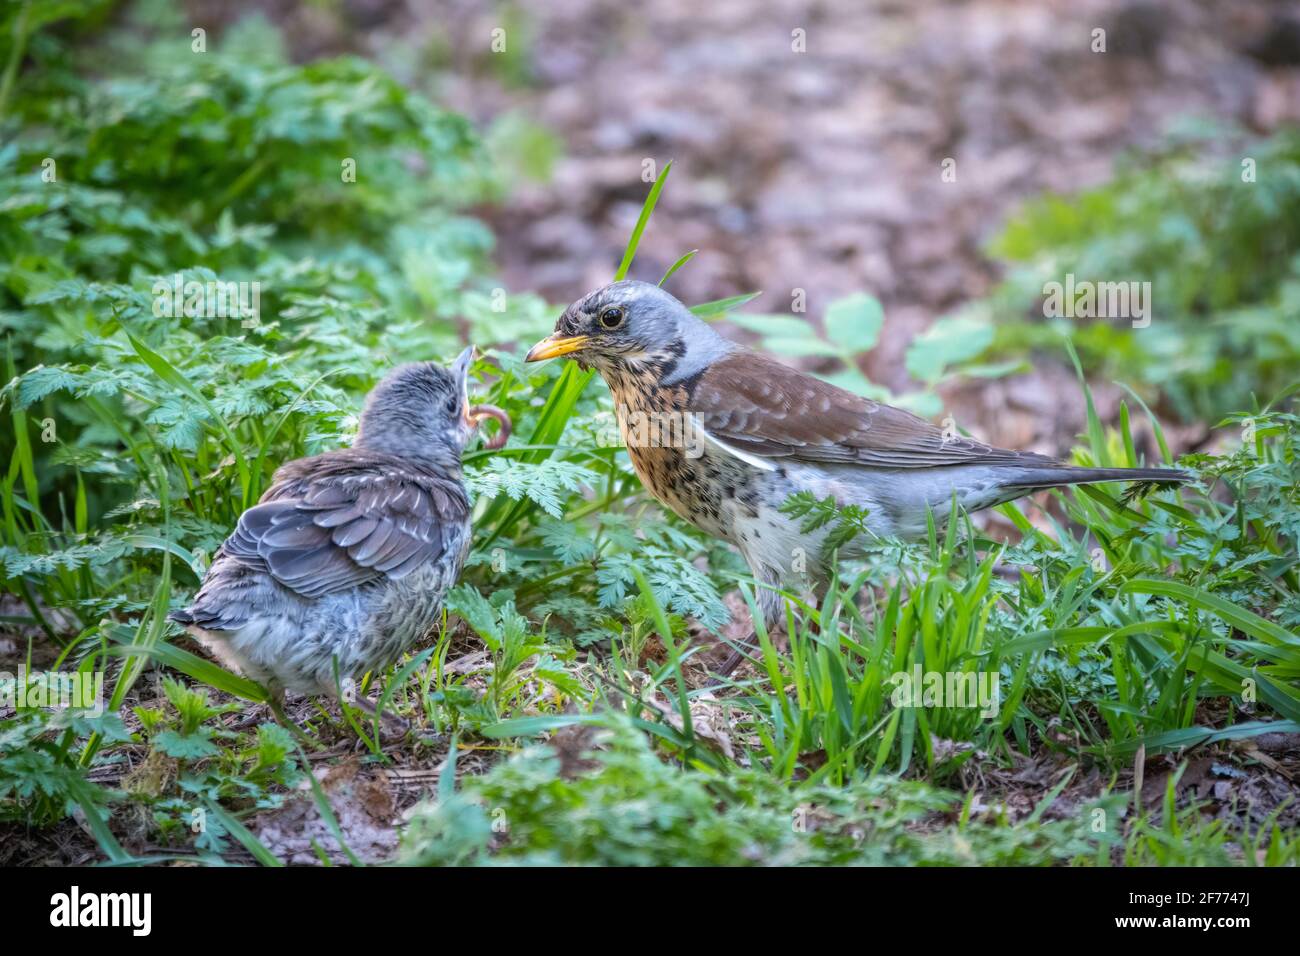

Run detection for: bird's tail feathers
[[1004, 465, 1192, 501]]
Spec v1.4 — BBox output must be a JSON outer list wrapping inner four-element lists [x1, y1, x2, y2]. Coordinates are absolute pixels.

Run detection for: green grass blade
[[614, 160, 671, 281], [1120, 578, 1300, 648], [110, 641, 271, 702], [202, 798, 283, 867], [659, 249, 697, 287], [691, 292, 762, 318]]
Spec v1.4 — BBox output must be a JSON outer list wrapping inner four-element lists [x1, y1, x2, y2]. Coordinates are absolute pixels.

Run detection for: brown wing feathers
[[693, 351, 1056, 470]]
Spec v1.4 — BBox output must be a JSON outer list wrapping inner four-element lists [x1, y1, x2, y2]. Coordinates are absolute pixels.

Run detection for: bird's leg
[[222, 682, 284, 732], [706, 578, 791, 686], [267, 690, 321, 748], [267, 687, 290, 726], [707, 630, 760, 685], [225, 707, 268, 732]]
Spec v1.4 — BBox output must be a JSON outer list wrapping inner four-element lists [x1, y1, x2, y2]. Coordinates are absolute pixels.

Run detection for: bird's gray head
[[354, 347, 510, 465], [525, 280, 731, 383]]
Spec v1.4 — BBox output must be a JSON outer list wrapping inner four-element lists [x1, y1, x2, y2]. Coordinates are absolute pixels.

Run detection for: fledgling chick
[[526, 281, 1192, 678], [170, 347, 510, 714]]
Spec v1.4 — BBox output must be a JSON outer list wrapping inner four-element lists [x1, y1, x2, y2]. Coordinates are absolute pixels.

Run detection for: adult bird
[[526, 280, 1191, 678], [171, 347, 510, 722]]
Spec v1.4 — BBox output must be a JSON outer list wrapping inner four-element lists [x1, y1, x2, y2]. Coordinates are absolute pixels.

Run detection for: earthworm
[[469, 404, 511, 450]]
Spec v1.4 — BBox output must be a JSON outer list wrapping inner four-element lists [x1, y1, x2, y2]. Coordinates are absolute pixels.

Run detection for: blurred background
[[8, 0, 1300, 453], [176, 0, 1300, 451]]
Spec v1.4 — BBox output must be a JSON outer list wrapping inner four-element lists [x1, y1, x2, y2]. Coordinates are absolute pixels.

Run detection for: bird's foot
[[706, 629, 761, 688], [223, 705, 271, 732], [345, 695, 412, 743]]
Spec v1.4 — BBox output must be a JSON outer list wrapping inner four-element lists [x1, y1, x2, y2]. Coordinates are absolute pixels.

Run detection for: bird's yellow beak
[[525, 333, 589, 362]]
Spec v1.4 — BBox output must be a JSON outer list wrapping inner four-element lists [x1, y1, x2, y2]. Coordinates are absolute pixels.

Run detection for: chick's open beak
[[455, 346, 478, 432], [452, 344, 511, 450], [525, 333, 589, 362]]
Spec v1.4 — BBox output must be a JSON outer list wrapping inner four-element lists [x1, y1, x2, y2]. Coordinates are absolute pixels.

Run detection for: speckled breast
[[607, 375, 759, 544]]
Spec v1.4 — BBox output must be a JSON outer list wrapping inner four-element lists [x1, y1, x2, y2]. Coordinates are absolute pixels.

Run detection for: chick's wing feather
[[222, 451, 470, 599]]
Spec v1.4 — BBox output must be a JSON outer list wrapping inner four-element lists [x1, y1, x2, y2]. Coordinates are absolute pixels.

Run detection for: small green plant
[[976, 127, 1300, 424], [721, 292, 1004, 417], [131, 680, 300, 859]]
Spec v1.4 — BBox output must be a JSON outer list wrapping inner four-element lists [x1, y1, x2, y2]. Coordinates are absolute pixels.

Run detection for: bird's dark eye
[[598, 306, 624, 330], [445, 396, 460, 417]]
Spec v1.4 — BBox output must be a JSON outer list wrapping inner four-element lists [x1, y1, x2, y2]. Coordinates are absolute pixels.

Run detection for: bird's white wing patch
[[698, 420, 777, 472]]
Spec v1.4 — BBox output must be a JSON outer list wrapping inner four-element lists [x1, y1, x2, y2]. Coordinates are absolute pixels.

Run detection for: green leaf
[[904, 313, 994, 385], [691, 292, 763, 318], [824, 293, 884, 350], [154, 729, 221, 759], [758, 336, 842, 358], [724, 313, 815, 338], [480, 713, 602, 738]]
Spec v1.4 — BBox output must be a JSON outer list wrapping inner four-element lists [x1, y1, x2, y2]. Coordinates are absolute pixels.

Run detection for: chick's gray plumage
[[170, 354, 478, 697]]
